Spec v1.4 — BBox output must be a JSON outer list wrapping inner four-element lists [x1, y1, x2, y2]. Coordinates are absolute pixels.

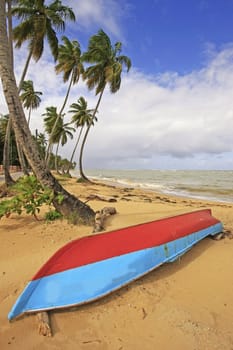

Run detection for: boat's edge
[[8, 221, 223, 321]]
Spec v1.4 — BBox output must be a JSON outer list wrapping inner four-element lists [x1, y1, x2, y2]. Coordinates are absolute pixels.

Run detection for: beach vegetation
[[0, 114, 17, 186], [12, 0, 76, 90], [0, 0, 95, 225], [79, 29, 132, 181], [0, 175, 63, 220], [45, 36, 84, 166], [0, 2, 131, 227], [43, 106, 75, 173], [46, 36, 84, 165], [44, 209, 63, 222], [68, 97, 96, 177], [2, 0, 75, 184], [20, 80, 43, 126]]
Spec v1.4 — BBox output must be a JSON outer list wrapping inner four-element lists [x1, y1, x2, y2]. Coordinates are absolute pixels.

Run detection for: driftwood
[[85, 194, 117, 203], [93, 207, 117, 233], [37, 312, 52, 336], [36, 206, 117, 335], [211, 229, 233, 240]]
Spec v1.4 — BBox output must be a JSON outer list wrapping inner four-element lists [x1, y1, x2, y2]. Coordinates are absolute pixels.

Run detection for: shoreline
[[91, 177, 233, 205], [82, 168, 233, 205], [0, 176, 233, 349]]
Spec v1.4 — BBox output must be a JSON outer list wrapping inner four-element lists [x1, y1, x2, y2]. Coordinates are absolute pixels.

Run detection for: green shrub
[[44, 209, 63, 222], [0, 175, 63, 220]]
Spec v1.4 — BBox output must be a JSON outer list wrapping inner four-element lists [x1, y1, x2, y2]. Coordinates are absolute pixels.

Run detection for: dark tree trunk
[[3, 117, 15, 186], [79, 87, 105, 182], [0, 1, 95, 225]]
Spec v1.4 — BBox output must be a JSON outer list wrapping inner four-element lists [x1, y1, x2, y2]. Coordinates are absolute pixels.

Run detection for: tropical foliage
[[0, 0, 131, 226], [78, 29, 132, 180], [0, 175, 63, 220], [0, 114, 19, 165], [46, 35, 83, 163], [67, 97, 96, 175], [12, 0, 76, 89], [20, 80, 42, 125]]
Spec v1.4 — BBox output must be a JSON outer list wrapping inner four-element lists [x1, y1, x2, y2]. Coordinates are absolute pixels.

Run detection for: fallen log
[[93, 207, 117, 233]]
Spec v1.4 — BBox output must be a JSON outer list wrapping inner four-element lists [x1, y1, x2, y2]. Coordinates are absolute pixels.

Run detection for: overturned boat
[[8, 209, 223, 321]]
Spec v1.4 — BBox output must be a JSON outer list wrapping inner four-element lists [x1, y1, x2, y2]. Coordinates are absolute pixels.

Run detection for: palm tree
[[46, 36, 84, 165], [0, 114, 15, 185], [80, 29, 132, 181], [12, 0, 76, 90], [34, 130, 47, 158], [68, 97, 96, 176], [3, 0, 75, 184], [54, 121, 75, 173], [20, 80, 42, 125], [3, 1, 20, 184], [43, 106, 62, 166], [43, 106, 75, 172], [0, 1, 95, 224]]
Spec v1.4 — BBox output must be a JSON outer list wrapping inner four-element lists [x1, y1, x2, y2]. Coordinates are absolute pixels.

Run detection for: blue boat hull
[[8, 222, 222, 320]]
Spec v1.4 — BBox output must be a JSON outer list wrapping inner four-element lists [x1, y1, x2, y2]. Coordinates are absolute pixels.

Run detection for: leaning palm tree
[[46, 35, 84, 165], [12, 0, 76, 90], [3, 0, 75, 184], [0, 0, 95, 225], [53, 121, 75, 173], [68, 97, 96, 176], [80, 29, 132, 181], [20, 80, 42, 126]]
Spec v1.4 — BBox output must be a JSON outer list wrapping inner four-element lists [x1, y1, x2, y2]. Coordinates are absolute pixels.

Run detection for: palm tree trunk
[[3, 117, 15, 186], [0, 1, 95, 225], [27, 106, 32, 125], [66, 126, 83, 175], [3, 1, 31, 182], [15, 135, 29, 175], [46, 76, 73, 166], [18, 49, 33, 92], [79, 87, 105, 181], [6, 0, 13, 70], [3, 0, 15, 186], [55, 141, 60, 173]]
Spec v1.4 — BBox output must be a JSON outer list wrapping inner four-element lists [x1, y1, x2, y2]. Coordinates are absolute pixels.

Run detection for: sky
[[1, 0, 233, 170]]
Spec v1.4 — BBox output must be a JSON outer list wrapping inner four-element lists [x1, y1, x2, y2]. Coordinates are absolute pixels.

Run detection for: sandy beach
[[0, 176, 233, 350]]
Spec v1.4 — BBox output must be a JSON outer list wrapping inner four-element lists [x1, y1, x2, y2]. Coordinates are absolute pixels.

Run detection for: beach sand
[[0, 177, 233, 350]]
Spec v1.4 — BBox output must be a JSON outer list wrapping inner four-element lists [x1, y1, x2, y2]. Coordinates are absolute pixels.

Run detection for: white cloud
[[64, 0, 129, 39], [1, 44, 233, 170]]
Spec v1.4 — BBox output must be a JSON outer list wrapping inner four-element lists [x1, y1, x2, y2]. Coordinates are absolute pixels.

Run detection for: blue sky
[[67, 0, 233, 75], [124, 0, 233, 75], [1, 0, 233, 170]]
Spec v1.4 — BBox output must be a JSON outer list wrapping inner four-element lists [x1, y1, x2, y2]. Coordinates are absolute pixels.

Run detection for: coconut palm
[[80, 29, 132, 181], [54, 121, 75, 173], [12, 0, 75, 90], [68, 97, 96, 176], [3, 0, 75, 184], [0, 1, 95, 224], [34, 130, 47, 158], [43, 106, 62, 163], [43, 106, 74, 171], [20, 80, 42, 125], [46, 35, 84, 165]]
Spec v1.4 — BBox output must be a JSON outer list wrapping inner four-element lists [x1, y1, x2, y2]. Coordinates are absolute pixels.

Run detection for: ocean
[[72, 169, 233, 204]]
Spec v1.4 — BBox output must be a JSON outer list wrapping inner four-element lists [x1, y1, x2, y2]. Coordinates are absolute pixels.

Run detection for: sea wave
[[71, 169, 233, 203]]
